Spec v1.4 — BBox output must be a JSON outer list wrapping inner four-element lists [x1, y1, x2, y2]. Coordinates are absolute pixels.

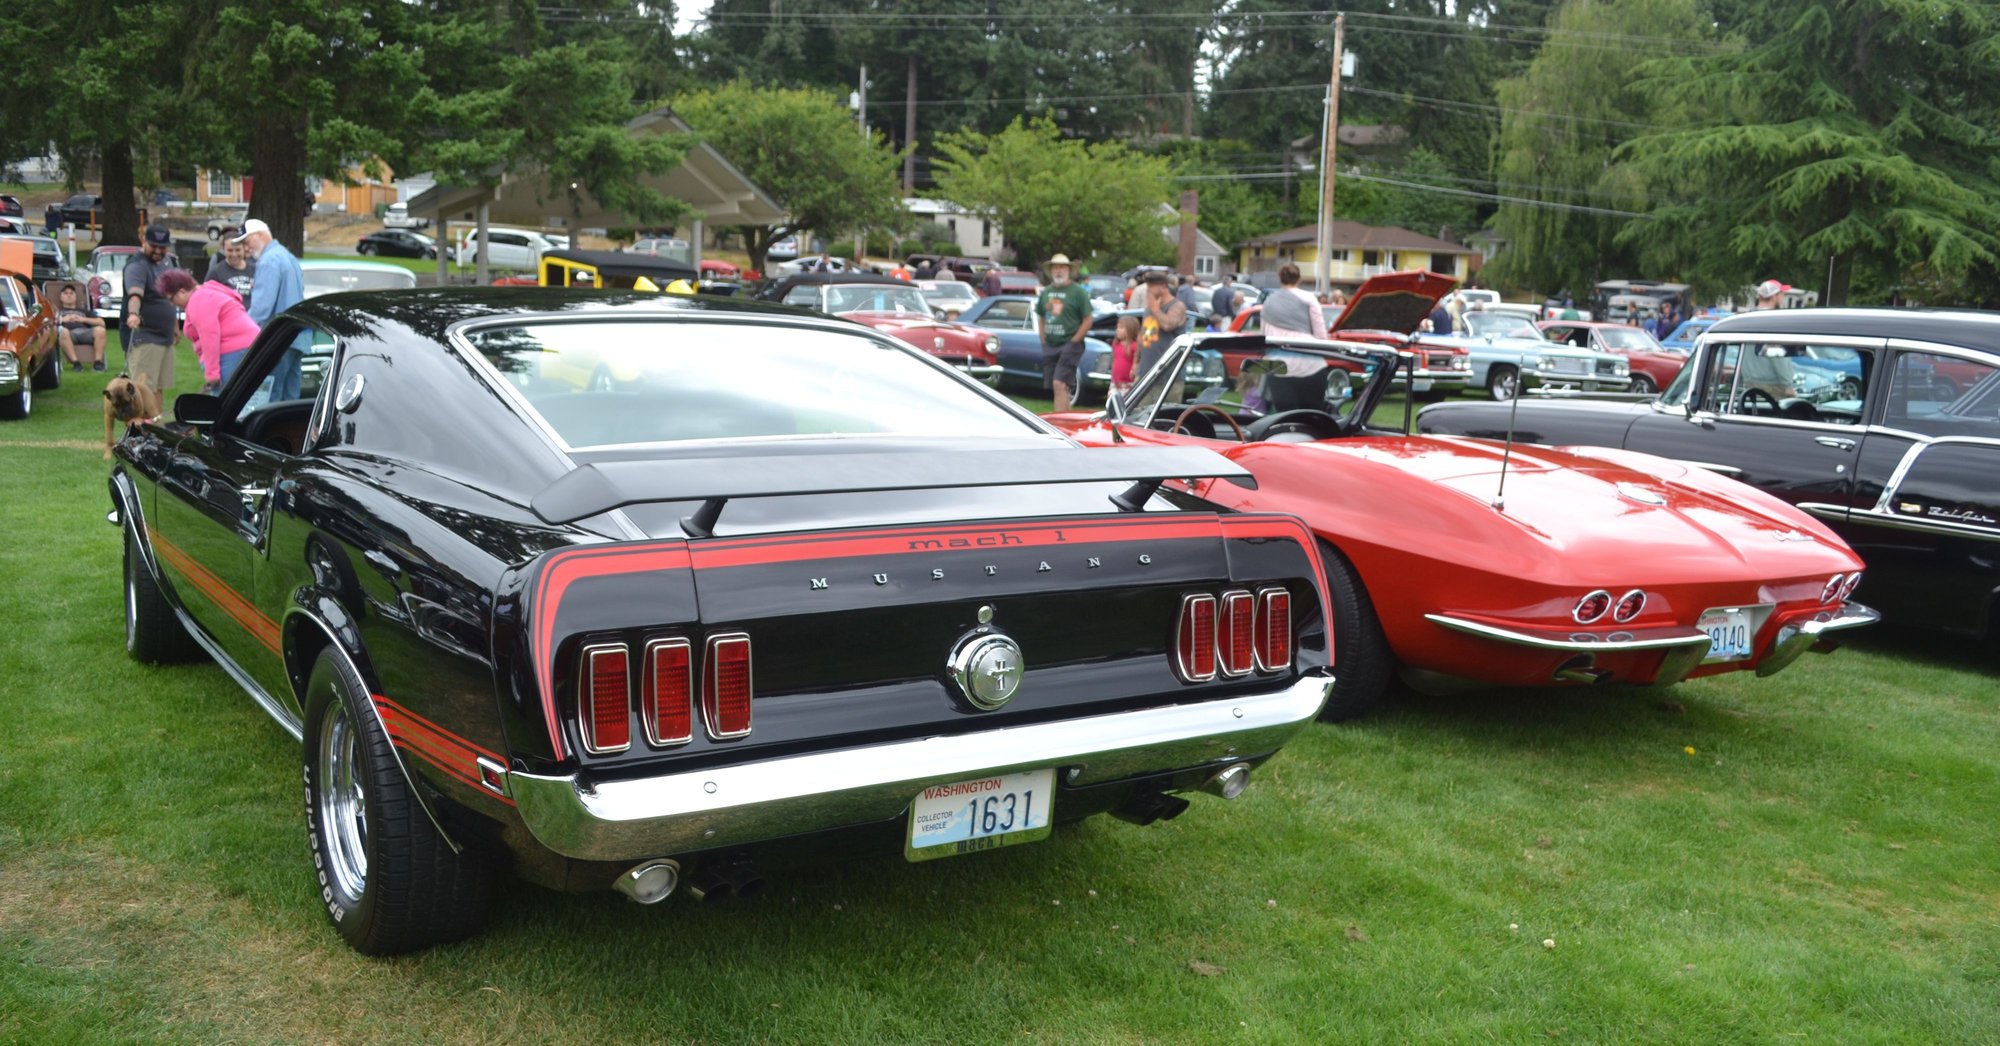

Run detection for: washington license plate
[[1698, 607, 1754, 662], [906, 769, 1054, 862]]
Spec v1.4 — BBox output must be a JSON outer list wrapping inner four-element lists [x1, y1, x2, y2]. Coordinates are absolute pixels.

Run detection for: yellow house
[[1235, 220, 1481, 286], [194, 162, 397, 214]]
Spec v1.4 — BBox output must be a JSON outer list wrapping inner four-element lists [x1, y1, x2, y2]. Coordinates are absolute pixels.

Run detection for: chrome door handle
[[1814, 436, 1856, 451]]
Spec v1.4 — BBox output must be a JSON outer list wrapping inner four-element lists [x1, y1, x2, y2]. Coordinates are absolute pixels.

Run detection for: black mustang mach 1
[[110, 289, 1336, 954]]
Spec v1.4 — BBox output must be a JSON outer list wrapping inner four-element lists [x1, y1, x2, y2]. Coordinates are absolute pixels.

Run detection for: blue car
[[957, 296, 1225, 404], [1660, 316, 1718, 354]]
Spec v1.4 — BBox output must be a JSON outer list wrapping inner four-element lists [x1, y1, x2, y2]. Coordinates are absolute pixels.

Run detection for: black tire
[[1629, 372, 1657, 396], [302, 647, 494, 955], [1317, 541, 1394, 722], [1486, 365, 1519, 402], [31, 350, 61, 392], [125, 525, 202, 663], [357, 243, 373, 256], [0, 377, 27, 420]]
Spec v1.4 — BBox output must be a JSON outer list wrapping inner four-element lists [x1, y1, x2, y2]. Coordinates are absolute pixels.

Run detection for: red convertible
[[1048, 278, 1877, 719]]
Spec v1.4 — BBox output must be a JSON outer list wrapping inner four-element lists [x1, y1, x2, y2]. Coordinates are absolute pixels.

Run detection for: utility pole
[[857, 64, 868, 138], [904, 56, 918, 193], [1315, 13, 1345, 298]]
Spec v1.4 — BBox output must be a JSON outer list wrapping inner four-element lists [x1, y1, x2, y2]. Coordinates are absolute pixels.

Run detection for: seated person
[[49, 281, 107, 371]]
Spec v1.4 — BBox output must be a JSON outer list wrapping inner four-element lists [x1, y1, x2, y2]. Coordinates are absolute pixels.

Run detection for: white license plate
[[906, 769, 1054, 862], [1698, 607, 1755, 662]]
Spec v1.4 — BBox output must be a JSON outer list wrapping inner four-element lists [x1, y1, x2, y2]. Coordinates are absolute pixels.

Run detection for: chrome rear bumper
[[509, 670, 1333, 861]]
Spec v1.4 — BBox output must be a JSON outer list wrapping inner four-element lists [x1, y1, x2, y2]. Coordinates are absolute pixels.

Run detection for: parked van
[[453, 228, 561, 269]]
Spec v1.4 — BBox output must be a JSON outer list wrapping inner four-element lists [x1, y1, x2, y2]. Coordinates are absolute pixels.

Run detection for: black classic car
[[1417, 308, 2000, 638], [110, 289, 1337, 954]]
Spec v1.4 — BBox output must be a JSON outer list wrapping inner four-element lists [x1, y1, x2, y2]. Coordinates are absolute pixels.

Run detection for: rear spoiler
[[530, 446, 1257, 535]]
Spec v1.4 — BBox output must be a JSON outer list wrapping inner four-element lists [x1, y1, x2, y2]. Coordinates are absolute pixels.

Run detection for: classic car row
[[112, 273, 1961, 959]]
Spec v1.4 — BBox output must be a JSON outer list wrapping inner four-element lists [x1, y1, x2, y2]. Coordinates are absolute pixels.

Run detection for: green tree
[[674, 81, 906, 272], [1484, 0, 1706, 297], [930, 116, 1176, 271], [1621, 0, 2000, 304]]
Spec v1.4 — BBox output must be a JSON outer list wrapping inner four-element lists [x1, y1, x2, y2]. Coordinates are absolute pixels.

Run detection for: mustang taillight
[[1612, 589, 1647, 623], [1255, 587, 1293, 672], [1573, 590, 1612, 624], [580, 644, 631, 754], [1175, 594, 1218, 682], [1839, 572, 1863, 601], [1820, 574, 1845, 603], [1219, 591, 1255, 677], [644, 638, 693, 747], [703, 634, 753, 739]]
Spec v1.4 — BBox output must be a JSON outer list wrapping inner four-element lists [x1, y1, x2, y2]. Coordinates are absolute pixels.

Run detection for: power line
[[1173, 169, 1652, 218]]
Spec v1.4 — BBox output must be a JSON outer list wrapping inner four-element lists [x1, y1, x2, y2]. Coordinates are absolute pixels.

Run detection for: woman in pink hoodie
[[159, 269, 260, 394]]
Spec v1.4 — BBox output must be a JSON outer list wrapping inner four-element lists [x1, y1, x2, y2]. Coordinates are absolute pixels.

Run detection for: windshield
[[826, 285, 933, 315], [1121, 337, 1376, 430], [303, 267, 417, 296], [465, 319, 1041, 449], [1595, 327, 1663, 352], [1462, 312, 1542, 339], [90, 252, 129, 275], [920, 282, 977, 307]]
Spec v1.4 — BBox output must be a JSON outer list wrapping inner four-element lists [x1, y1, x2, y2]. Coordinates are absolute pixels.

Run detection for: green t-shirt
[[1036, 282, 1092, 346]]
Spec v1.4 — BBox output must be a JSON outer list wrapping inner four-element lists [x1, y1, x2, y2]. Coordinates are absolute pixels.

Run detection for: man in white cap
[[236, 218, 307, 399], [1035, 253, 1091, 411], [1753, 278, 1790, 310]]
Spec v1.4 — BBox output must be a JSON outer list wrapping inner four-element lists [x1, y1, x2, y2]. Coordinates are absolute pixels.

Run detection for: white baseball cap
[[231, 219, 271, 244]]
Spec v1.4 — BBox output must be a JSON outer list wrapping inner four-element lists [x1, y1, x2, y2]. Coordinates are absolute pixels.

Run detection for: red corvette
[[1046, 277, 1876, 719], [1538, 319, 1689, 395]]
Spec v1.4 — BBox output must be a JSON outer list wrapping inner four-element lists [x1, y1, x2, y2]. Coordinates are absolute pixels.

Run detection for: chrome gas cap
[[948, 631, 1025, 710]]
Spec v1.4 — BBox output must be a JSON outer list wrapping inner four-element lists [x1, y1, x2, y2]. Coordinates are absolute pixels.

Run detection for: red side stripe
[[372, 695, 515, 806]]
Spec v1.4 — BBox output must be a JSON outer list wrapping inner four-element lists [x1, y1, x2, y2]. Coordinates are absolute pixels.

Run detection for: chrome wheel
[[315, 695, 369, 902], [1487, 367, 1518, 401], [124, 566, 138, 652]]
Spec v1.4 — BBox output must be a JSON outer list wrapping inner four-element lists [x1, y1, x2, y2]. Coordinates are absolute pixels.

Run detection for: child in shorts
[[52, 282, 107, 371]]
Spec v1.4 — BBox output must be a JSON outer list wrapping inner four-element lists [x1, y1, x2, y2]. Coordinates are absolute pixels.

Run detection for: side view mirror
[[174, 392, 221, 426]]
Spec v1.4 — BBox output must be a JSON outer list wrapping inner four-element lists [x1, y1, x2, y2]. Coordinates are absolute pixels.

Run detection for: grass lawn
[[3, 350, 1997, 1042]]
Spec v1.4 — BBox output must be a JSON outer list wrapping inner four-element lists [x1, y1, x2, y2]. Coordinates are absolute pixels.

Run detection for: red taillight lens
[[703, 634, 753, 739], [1219, 591, 1255, 677], [1175, 594, 1218, 682], [1255, 587, 1292, 672], [580, 644, 631, 754], [1820, 574, 1844, 603], [644, 638, 693, 747], [1612, 589, 1647, 623], [1573, 590, 1612, 624], [1839, 572, 1863, 601]]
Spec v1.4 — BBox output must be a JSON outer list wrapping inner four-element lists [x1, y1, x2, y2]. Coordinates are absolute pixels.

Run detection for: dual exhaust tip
[[613, 859, 767, 906]]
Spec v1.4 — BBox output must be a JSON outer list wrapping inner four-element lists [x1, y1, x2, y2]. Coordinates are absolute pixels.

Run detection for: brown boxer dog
[[103, 373, 161, 460]]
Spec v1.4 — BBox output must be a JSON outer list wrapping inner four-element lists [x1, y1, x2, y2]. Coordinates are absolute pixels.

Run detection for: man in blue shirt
[[237, 219, 308, 400]]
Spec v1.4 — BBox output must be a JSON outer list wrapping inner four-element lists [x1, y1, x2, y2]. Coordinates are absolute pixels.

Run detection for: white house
[[902, 198, 1005, 260]]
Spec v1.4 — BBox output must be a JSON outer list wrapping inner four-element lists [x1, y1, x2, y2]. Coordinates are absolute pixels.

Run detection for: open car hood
[[1330, 270, 1458, 336]]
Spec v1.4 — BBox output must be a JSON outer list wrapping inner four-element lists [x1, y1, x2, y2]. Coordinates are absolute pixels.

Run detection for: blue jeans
[[217, 349, 247, 388], [269, 347, 303, 401]]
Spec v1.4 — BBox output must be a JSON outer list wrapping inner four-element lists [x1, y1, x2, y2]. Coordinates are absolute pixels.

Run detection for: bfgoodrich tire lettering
[[1318, 541, 1394, 722], [302, 648, 493, 955], [125, 526, 201, 663]]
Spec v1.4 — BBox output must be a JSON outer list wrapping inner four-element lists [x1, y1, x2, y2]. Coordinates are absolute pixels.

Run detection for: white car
[[773, 255, 858, 277], [381, 202, 429, 230], [453, 228, 562, 269], [915, 279, 978, 318]]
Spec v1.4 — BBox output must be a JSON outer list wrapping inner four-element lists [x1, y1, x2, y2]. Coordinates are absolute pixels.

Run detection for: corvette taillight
[[580, 644, 631, 754], [1219, 591, 1255, 677], [1839, 572, 1863, 601], [1573, 590, 1612, 624], [644, 638, 693, 747], [1255, 587, 1292, 672], [1612, 589, 1647, 623], [1820, 574, 1845, 603], [703, 634, 753, 739], [1175, 594, 1218, 682]]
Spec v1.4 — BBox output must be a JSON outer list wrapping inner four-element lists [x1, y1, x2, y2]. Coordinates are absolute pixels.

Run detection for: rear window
[[464, 319, 1041, 449]]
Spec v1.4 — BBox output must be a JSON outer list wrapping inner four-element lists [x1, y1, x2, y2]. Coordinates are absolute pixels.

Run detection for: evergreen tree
[[1621, 0, 2000, 304]]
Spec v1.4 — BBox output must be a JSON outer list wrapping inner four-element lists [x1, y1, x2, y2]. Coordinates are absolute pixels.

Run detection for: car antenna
[[1491, 381, 1525, 512]]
